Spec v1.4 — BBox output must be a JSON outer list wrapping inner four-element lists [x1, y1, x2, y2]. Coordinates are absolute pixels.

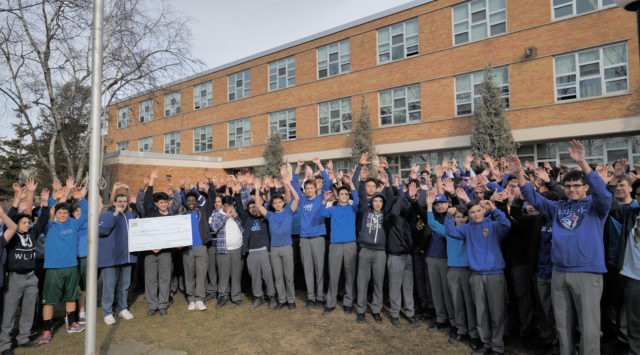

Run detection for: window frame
[[139, 99, 153, 123], [164, 91, 181, 117], [269, 109, 297, 141], [553, 42, 629, 103], [117, 106, 129, 128], [164, 131, 181, 154], [376, 17, 419, 64], [228, 118, 251, 148], [317, 39, 351, 79], [193, 81, 213, 110], [452, 0, 507, 46], [116, 141, 128, 151], [268, 56, 296, 91], [454, 66, 510, 116], [138, 137, 153, 153], [378, 84, 422, 127], [551, 0, 616, 21], [193, 125, 213, 153], [228, 70, 251, 101], [318, 97, 352, 136]]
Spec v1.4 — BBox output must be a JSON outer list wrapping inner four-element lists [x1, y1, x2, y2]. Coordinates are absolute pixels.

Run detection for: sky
[[0, 0, 416, 134]]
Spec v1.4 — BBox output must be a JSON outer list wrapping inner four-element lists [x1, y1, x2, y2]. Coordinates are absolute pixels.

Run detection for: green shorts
[[77, 257, 87, 291], [42, 267, 80, 305]]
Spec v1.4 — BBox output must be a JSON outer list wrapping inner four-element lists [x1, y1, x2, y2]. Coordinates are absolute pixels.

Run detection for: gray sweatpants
[[270, 245, 295, 304], [300, 236, 325, 302], [183, 245, 208, 302], [0, 272, 38, 352], [448, 267, 478, 338], [470, 272, 506, 353], [326, 242, 357, 308], [205, 242, 217, 296], [387, 254, 415, 318], [356, 248, 386, 314], [144, 251, 172, 311], [552, 271, 603, 355], [246, 249, 275, 298], [427, 257, 454, 325], [536, 277, 555, 342], [217, 248, 243, 302]]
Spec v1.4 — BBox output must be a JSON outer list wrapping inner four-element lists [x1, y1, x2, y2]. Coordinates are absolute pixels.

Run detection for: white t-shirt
[[620, 217, 640, 281], [224, 214, 243, 251]]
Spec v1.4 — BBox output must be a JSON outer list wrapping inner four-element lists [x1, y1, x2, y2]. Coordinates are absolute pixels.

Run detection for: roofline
[[112, 0, 435, 105]]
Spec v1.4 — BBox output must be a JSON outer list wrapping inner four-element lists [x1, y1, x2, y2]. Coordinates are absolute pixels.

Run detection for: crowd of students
[[0, 139, 639, 355]]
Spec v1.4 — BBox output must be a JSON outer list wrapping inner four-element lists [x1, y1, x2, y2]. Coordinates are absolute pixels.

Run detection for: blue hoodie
[[98, 210, 137, 267], [76, 220, 88, 257], [45, 198, 88, 269], [320, 190, 359, 244], [445, 208, 511, 274], [292, 170, 330, 237], [426, 211, 448, 258], [428, 211, 467, 267], [520, 171, 611, 273]]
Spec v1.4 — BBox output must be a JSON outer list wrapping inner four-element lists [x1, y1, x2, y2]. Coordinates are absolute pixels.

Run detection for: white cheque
[[128, 215, 193, 252]]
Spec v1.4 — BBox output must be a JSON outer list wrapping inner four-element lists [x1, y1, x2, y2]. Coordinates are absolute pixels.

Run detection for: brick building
[[104, 0, 640, 190]]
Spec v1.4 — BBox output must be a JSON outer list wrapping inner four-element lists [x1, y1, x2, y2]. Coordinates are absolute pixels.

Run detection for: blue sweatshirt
[[266, 205, 293, 247], [426, 211, 447, 258], [98, 210, 137, 267], [520, 171, 611, 273], [188, 210, 203, 247], [537, 220, 553, 280], [76, 220, 88, 257], [445, 208, 511, 274], [428, 211, 467, 267], [292, 170, 330, 237], [45, 198, 89, 269], [320, 191, 359, 244]]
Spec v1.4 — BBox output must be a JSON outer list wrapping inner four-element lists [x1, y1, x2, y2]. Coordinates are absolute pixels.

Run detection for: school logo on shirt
[[304, 203, 314, 212], [560, 214, 579, 230], [251, 220, 261, 232], [483, 228, 488, 237]]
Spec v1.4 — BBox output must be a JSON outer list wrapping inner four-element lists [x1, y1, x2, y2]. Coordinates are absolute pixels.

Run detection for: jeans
[[101, 265, 132, 317]]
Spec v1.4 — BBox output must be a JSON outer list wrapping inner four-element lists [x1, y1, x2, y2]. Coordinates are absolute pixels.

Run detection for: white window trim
[[164, 91, 181, 117], [193, 81, 213, 110], [117, 106, 129, 128], [269, 109, 297, 141], [318, 98, 352, 136], [551, 0, 616, 21], [454, 66, 510, 117], [376, 17, 419, 65], [139, 137, 153, 153], [552, 42, 629, 103], [228, 70, 251, 101], [268, 56, 296, 92], [116, 141, 128, 151], [164, 131, 181, 154], [228, 118, 251, 148], [193, 125, 213, 153], [378, 84, 422, 127], [317, 39, 351, 80], [139, 99, 153, 123], [452, 0, 507, 47]]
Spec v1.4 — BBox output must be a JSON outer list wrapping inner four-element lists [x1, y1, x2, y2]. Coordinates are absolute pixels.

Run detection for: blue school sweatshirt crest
[[320, 191, 359, 244], [45, 198, 88, 269], [445, 209, 511, 274], [520, 171, 611, 274]]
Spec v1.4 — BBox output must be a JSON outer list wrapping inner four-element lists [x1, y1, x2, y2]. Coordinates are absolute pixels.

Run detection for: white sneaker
[[195, 300, 207, 311], [104, 315, 116, 325], [188, 302, 196, 311], [118, 309, 134, 320]]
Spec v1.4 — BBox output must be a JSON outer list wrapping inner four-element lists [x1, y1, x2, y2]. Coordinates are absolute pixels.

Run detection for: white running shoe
[[196, 300, 207, 311], [104, 315, 116, 325], [188, 302, 196, 311], [118, 309, 134, 320]]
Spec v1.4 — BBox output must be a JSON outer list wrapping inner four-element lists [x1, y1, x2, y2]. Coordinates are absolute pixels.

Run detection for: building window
[[164, 91, 181, 117], [377, 18, 418, 63], [228, 70, 250, 101], [229, 118, 251, 148], [117, 107, 129, 128], [139, 99, 153, 122], [164, 131, 180, 154], [379, 84, 421, 126], [387, 148, 472, 178], [139, 137, 153, 152], [194, 81, 213, 109], [319, 98, 352, 135], [318, 39, 350, 79], [269, 109, 296, 141], [553, 0, 615, 19], [116, 141, 128, 151], [194, 125, 213, 153], [269, 56, 295, 91], [554, 43, 627, 101], [455, 66, 509, 116], [453, 0, 507, 46]]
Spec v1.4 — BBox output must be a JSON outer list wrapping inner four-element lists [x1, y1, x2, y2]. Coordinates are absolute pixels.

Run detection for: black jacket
[[2, 206, 50, 273], [386, 188, 415, 255]]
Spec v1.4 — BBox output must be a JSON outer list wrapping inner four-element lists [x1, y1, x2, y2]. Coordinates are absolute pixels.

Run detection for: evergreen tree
[[470, 65, 518, 160], [0, 136, 35, 200], [261, 133, 284, 178], [351, 95, 376, 164]]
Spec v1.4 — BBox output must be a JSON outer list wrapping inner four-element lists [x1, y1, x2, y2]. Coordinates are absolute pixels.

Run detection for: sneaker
[[390, 317, 401, 328], [147, 309, 158, 317], [39, 331, 52, 345], [78, 312, 86, 325], [322, 307, 335, 316], [216, 296, 228, 309], [356, 313, 365, 324], [428, 322, 449, 331], [305, 300, 314, 309], [188, 302, 196, 311], [406, 316, 421, 327], [469, 338, 484, 351], [104, 315, 116, 325], [159, 309, 168, 316], [372, 313, 383, 323], [118, 309, 134, 320], [272, 302, 285, 311], [16, 340, 40, 348], [268, 296, 279, 310], [232, 299, 245, 307], [343, 305, 353, 315], [287, 302, 296, 310], [67, 322, 85, 333], [250, 297, 265, 310], [195, 301, 207, 311], [314, 300, 323, 310], [448, 334, 465, 344]]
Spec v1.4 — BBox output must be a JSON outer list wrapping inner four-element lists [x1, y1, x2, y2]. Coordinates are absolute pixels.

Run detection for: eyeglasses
[[564, 184, 584, 189]]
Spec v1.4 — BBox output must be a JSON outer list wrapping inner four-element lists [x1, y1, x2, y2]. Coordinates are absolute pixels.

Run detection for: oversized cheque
[[128, 214, 192, 252]]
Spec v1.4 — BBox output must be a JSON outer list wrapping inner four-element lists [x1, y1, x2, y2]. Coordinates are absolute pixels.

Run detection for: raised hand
[[280, 164, 290, 181], [55, 186, 70, 202], [480, 200, 496, 211], [359, 152, 370, 165], [65, 176, 76, 189], [491, 190, 505, 203], [378, 156, 388, 169], [424, 162, 431, 175], [253, 178, 262, 191], [25, 178, 37, 193], [534, 167, 550, 183], [149, 168, 159, 182], [426, 190, 436, 206], [434, 165, 443, 178], [456, 188, 470, 203], [442, 178, 455, 195], [204, 168, 213, 181], [40, 188, 50, 204], [595, 164, 612, 184], [323, 190, 333, 202], [326, 160, 333, 172], [568, 140, 585, 163], [312, 157, 323, 169], [447, 207, 457, 217], [12, 182, 21, 194], [506, 155, 524, 177], [408, 181, 417, 199], [305, 165, 313, 180]]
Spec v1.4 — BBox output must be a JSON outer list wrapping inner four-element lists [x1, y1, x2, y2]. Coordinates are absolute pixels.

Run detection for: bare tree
[[0, 0, 203, 181]]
